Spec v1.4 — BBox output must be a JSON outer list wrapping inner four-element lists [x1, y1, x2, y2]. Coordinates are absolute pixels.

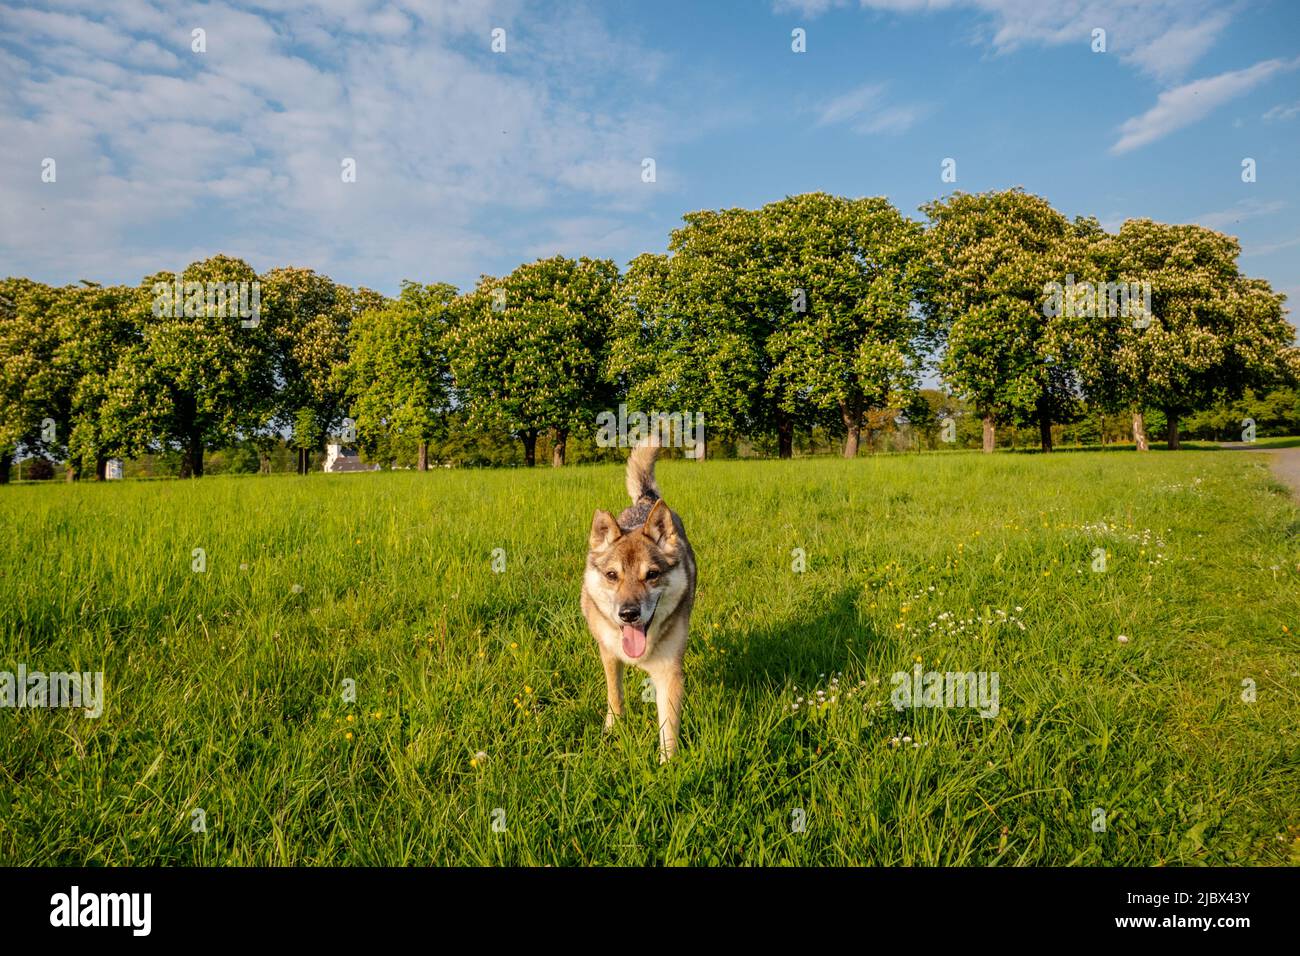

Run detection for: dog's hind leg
[[601, 648, 624, 731]]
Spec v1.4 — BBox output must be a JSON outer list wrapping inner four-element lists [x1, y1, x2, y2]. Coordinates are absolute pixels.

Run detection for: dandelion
[[345, 732, 353, 740], [1117, 634, 1129, 644]]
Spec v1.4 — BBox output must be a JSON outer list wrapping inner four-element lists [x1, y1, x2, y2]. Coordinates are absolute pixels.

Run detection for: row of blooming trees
[[0, 188, 1294, 479]]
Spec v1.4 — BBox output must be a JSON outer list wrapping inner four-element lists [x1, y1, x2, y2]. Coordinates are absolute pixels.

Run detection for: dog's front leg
[[646, 660, 684, 762], [601, 648, 624, 731]]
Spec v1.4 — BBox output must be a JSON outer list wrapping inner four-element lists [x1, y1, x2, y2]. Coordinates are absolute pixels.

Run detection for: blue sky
[[1, 0, 1297, 319]]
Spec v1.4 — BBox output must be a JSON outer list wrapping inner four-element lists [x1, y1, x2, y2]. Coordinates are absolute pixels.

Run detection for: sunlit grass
[[1, 449, 1297, 865]]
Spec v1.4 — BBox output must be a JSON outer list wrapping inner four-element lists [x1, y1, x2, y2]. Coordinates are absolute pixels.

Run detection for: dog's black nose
[[618, 605, 641, 624]]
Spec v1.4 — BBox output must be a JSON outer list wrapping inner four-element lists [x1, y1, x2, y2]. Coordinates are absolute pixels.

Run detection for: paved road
[[1219, 443, 1300, 500]]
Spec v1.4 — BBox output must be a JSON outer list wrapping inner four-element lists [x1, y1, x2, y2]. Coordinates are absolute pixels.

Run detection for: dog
[[581, 439, 696, 761]]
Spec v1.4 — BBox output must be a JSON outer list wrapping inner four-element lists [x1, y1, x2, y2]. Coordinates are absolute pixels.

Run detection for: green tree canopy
[[99, 255, 272, 477], [921, 188, 1077, 452], [340, 281, 456, 470], [450, 256, 617, 466]]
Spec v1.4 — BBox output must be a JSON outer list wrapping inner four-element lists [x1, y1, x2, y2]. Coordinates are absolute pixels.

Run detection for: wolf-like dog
[[581, 440, 696, 761]]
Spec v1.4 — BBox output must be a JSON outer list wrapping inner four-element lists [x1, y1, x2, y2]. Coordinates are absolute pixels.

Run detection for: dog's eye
[[604, 570, 618, 581], [646, 569, 660, 581]]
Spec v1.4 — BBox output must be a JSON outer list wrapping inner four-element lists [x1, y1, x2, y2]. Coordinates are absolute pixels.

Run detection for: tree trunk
[[94, 456, 107, 480], [522, 429, 537, 467], [1037, 398, 1052, 453], [0, 452, 11, 485], [551, 428, 567, 467], [259, 452, 270, 475], [418, 441, 429, 471], [188, 432, 204, 477], [178, 420, 204, 478], [777, 413, 793, 460], [1132, 410, 1149, 452], [66, 458, 80, 482], [981, 414, 996, 453], [1166, 413, 1180, 450], [841, 402, 860, 459]]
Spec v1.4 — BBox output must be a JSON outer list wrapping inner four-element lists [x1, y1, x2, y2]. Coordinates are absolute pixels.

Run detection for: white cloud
[[1195, 199, 1286, 231], [816, 83, 926, 134], [0, 0, 684, 289], [1111, 57, 1300, 154], [773, 0, 1234, 83], [1243, 236, 1300, 258], [1263, 102, 1300, 122]]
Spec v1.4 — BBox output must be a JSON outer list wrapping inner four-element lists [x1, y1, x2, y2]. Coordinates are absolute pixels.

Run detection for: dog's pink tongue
[[621, 624, 647, 658]]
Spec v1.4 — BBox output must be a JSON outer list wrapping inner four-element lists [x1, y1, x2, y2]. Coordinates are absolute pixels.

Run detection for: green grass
[[2, 450, 1298, 866], [1238, 435, 1300, 449]]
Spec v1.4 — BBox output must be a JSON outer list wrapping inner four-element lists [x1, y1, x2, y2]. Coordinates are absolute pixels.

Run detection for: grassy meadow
[[1, 448, 1298, 866]]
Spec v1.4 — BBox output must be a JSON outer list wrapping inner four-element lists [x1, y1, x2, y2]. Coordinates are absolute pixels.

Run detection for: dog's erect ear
[[642, 499, 676, 547], [590, 509, 621, 551]]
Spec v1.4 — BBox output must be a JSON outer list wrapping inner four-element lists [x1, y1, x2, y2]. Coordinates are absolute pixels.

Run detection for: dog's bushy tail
[[626, 437, 661, 504]]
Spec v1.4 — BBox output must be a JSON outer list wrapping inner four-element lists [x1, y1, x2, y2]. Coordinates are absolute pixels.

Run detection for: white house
[[322, 443, 378, 473]]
